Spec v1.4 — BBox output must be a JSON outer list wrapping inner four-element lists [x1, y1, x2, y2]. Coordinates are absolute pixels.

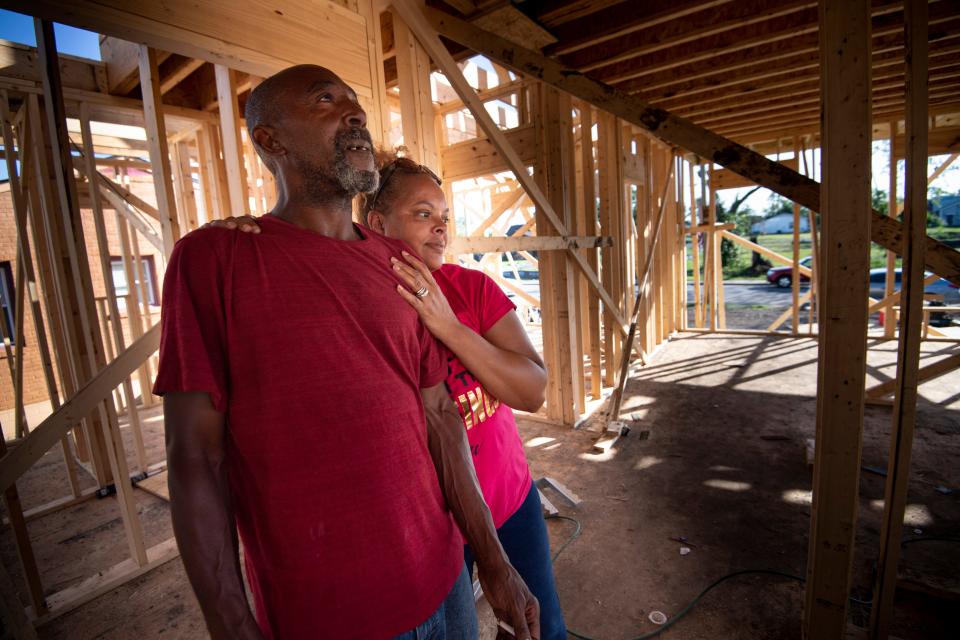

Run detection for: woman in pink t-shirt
[[216, 157, 566, 639]]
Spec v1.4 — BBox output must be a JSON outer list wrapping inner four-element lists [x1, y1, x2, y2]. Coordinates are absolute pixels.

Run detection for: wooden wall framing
[[0, 1, 956, 637]]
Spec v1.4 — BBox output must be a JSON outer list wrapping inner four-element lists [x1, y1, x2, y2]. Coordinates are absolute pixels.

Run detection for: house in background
[[936, 194, 960, 226], [751, 212, 811, 234]]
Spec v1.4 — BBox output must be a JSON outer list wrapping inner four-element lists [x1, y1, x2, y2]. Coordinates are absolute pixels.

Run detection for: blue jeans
[[392, 564, 478, 640], [463, 483, 567, 640]]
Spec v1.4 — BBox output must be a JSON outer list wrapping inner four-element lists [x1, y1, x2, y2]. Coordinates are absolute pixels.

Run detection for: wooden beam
[[395, 0, 630, 335], [14, 0, 373, 95], [159, 57, 204, 95], [545, 0, 731, 56], [804, 2, 873, 636], [561, 0, 814, 73], [138, 45, 181, 256], [422, 8, 960, 285], [215, 65, 249, 218], [446, 235, 612, 254], [870, 1, 929, 636]]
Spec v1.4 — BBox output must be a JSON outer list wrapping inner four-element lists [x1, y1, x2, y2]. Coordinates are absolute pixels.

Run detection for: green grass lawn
[[684, 227, 960, 281]]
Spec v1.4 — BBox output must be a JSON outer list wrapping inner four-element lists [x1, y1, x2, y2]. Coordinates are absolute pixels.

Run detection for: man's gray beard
[[332, 146, 379, 194], [295, 153, 379, 203]]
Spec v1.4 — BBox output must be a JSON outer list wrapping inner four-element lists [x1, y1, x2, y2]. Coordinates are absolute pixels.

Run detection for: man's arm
[[165, 392, 263, 640], [421, 383, 540, 640]]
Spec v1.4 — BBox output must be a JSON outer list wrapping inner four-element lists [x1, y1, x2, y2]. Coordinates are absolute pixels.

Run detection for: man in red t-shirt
[[154, 65, 538, 640]]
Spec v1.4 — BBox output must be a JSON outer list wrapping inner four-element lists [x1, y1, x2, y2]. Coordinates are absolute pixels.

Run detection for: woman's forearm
[[435, 320, 546, 413]]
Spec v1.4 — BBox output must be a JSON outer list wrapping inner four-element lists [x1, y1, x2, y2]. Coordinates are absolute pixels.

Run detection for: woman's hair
[[359, 149, 442, 220]]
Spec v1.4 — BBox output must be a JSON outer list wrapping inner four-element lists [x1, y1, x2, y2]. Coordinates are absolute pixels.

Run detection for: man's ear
[[367, 210, 386, 233], [252, 124, 284, 160]]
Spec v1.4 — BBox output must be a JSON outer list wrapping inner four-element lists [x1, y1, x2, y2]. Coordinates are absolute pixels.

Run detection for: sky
[[0, 9, 101, 60]]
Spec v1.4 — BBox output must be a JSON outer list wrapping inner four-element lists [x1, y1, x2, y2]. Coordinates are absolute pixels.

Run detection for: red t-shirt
[[153, 216, 462, 640], [433, 264, 532, 530]]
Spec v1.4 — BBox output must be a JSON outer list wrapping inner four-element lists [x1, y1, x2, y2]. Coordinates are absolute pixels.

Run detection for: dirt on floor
[[1, 334, 957, 639]]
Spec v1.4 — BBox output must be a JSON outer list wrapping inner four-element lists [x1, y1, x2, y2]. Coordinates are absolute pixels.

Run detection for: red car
[[766, 256, 813, 288]]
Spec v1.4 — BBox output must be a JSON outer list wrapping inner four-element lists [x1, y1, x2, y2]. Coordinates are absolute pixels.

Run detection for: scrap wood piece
[[593, 420, 629, 453], [537, 487, 558, 516], [536, 476, 581, 506]]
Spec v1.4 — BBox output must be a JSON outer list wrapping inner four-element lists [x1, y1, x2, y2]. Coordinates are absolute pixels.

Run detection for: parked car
[[868, 268, 960, 304], [766, 256, 813, 288]]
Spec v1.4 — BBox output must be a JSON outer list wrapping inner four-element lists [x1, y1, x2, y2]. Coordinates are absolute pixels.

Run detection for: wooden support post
[[137, 45, 181, 256], [804, 1, 872, 637], [79, 102, 148, 475], [579, 103, 602, 398], [800, 136, 819, 333], [215, 64, 249, 218], [885, 120, 899, 338], [597, 111, 623, 386], [870, 2, 928, 636], [792, 137, 801, 334], [536, 84, 582, 424], [689, 161, 702, 328]]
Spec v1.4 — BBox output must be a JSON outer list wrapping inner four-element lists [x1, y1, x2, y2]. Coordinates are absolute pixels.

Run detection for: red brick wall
[[0, 176, 165, 411]]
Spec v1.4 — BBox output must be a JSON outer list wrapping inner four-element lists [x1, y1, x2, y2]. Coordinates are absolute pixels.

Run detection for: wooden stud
[[79, 102, 148, 475], [689, 161, 702, 328], [597, 111, 623, 386], [804, 1, 873, 636], [214, 65, 249, 217], [885, 120, 899, 338], [138, 45, 181, 256], [870, 2, 928, 636], [792, 137, 801, 334], [579, 103, 603, 399], [175, 139, 199, 230], [392, 9, 438, 168]]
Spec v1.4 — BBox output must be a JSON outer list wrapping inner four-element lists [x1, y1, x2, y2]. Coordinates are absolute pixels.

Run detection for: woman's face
[[368, 172, 449, 271]]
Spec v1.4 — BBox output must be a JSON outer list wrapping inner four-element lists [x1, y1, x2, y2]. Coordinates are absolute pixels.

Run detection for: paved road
[[687, 281, 810, 308]]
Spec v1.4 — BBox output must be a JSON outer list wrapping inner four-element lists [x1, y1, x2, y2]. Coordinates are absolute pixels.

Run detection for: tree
[[716, 186, 760, 267]]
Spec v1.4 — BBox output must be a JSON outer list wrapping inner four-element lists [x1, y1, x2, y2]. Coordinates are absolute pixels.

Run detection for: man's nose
[[344, 101, 366, 128]]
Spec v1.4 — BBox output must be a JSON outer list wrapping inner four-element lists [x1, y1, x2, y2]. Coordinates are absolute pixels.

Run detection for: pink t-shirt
[[433, 264, 533, 530], [153, 217, 462, 640]]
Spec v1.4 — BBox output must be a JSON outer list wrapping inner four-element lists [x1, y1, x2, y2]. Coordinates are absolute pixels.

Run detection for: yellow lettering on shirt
[[456, 393, 474, 430], [454, 386, 500, 431]]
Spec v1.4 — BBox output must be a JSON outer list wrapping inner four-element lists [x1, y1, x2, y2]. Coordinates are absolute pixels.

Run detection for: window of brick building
[[109, 256, 159, 312], [0, 261, 16, 343]]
